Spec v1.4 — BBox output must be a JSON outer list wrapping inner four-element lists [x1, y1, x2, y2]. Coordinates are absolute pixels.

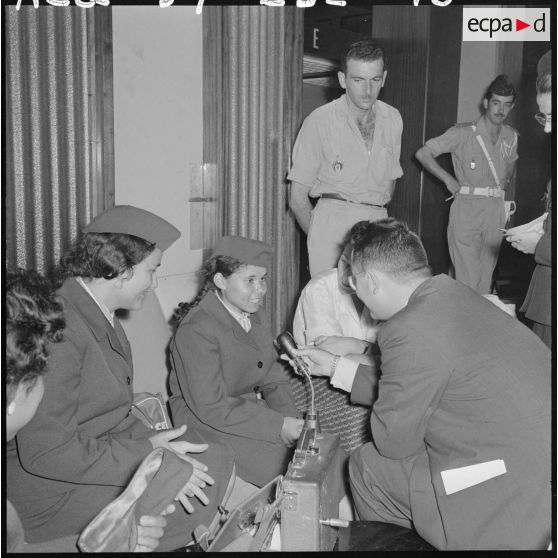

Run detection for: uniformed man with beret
[[416, 75, 518, 294], [7, 205, 235, 551]]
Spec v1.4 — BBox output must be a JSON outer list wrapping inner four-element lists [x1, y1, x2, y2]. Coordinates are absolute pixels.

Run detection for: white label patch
[[441, 459, 507, 495]]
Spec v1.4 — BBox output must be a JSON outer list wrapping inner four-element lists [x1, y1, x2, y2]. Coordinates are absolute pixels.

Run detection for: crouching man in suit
[[291, 218, 551, 550]]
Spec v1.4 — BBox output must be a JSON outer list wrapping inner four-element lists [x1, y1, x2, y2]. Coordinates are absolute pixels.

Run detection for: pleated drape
[[5, 5, 113, 274], [205, 6, 303, 334]]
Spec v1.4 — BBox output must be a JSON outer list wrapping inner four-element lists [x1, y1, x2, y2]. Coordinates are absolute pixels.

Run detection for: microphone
[[276, 332, 310, 377], [276, 332, 316, 419]]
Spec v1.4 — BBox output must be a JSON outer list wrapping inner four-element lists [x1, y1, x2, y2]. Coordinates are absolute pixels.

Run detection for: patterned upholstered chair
[[291, 267, 376, 454], [290, 375, 371, 454]]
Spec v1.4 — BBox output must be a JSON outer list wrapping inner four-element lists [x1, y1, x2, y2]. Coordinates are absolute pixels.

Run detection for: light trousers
[[307, 199, 387, 277], [447, 195, 505, 294]]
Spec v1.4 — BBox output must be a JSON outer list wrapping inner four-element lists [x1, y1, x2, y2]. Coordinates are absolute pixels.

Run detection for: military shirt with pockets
[[288, 95, 403, 206]]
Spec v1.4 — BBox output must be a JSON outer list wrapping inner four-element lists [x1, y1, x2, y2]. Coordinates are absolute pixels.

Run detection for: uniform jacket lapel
[[200, 291, 262, 353], [58, 278, 132, 366], [112, 317, 133, 363], [246, 311, 269, 353]]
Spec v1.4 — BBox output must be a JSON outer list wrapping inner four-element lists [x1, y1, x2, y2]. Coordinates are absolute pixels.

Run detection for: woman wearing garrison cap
[[169, 236, 304, 487], [6, 205, 235, 551]]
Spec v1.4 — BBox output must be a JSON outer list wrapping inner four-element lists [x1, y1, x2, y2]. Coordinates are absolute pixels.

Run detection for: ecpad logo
[[463, 8, 550, 42], [468, 13, 545, 37]]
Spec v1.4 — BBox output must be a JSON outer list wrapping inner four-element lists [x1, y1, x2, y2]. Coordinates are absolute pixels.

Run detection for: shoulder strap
[[455, 122, 476, 129], [474, 132, 501, 188]]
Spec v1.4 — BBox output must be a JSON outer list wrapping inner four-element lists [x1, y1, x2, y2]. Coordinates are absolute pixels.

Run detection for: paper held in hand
[[503, 212, 547, 236]]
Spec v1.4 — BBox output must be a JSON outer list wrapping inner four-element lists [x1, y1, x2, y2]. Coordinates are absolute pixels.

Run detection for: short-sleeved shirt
[[293, 268, 378, 347], [288, 95, 403, 206], [426, 117, 518, 190]]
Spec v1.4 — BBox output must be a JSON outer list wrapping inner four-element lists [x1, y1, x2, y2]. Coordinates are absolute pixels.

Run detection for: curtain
[[203, 5, 304, 334], [5, 5, 114, 274]]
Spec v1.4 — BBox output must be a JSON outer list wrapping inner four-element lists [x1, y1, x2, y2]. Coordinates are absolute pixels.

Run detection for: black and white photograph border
[[2, 0, 556, 552]]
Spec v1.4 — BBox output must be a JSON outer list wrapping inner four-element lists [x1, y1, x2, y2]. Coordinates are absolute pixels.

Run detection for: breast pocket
[[318, 136, 365, 185], [372, 144, 397, 181], [457, 140, 483, 179]]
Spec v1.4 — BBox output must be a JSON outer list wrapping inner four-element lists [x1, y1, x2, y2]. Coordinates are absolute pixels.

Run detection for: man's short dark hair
[[341, 39, 386, 74], [536, 72, 551, 96], [6, 269, 65, 403], [535, 50, 551, 96], [349, 218, 431, 280], [484, 74, 516, 102]]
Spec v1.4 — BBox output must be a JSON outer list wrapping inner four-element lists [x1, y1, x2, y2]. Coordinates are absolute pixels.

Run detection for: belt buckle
[[487, 188, 495, 197]]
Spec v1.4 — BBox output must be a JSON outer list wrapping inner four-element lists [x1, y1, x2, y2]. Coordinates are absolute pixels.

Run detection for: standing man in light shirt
[[288, 39, 403, 277]]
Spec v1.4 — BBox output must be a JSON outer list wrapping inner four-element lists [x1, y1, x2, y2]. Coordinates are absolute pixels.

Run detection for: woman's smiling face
[[116, 248, 163, 311], [216, 264, 268, 315]]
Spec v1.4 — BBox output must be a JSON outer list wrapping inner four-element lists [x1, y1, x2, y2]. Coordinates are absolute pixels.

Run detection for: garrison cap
[[83, 205, 181, 251], [537, 50, 551, 78], [213, 236, 273, 268], [485, 74, 516, 98]]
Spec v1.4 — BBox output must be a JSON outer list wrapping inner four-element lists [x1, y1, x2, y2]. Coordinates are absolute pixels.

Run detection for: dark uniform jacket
[[521, 181, 552, 328], [168, 290, 299, 485], [7, 278, 233, 549], [350, 275, 551, 550]]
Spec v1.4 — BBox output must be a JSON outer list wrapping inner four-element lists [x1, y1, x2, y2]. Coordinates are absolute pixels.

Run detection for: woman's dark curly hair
[[173, 255, 245, 324], [58, 232, 155, 282], [6, 269, 65, 402]]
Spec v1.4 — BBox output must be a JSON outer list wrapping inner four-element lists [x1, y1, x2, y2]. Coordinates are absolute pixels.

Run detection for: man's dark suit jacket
[[349, 274, 550, 550]]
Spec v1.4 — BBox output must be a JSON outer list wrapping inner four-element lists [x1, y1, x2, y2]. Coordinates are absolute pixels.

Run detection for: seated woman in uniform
[[6, 268, 174, 552], [6, 206, 235, 552], [169, 236, 303, 487]]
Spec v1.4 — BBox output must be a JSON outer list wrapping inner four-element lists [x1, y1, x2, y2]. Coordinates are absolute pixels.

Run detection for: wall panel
[[204, 6, 303, 334], [420, 6, 462, 275], [373, 5, 462, 275], [5, 6, 113, 274], [372, 5, 430, 233]]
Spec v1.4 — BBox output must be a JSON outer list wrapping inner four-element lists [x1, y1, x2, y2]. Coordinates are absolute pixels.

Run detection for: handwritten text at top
[[16, 0, 453, 14]]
